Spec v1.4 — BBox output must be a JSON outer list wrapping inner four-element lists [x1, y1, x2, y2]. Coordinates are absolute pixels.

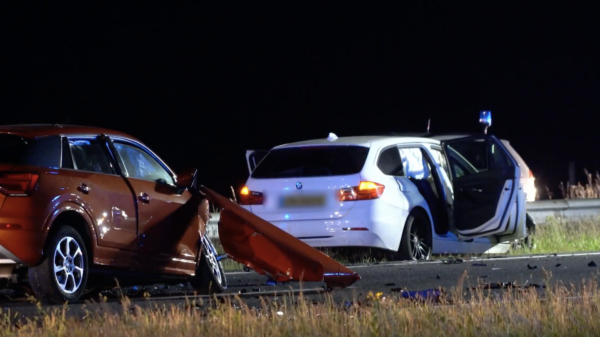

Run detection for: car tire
[[512, 213, 536, 251], [28, 226, 89, 304], [189, 236, 227, 294], [396, 210, 433, 261]]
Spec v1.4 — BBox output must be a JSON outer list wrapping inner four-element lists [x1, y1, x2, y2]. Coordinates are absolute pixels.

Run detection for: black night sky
[[2, 3, 599, 198]]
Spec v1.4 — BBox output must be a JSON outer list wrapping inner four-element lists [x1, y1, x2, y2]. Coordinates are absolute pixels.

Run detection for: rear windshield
[[0, 134, 28, 164], [0, 134, 61, 168], [251, 145, 369, 178]]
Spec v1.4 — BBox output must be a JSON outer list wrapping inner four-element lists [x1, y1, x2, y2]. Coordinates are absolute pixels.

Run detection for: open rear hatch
[[201, 186, 360, 290]]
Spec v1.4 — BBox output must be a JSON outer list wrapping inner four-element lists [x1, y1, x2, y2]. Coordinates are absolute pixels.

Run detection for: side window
[[399, 147, 429, 179], [377, 146, 404, 176], [61, 138, 74, 169], [114, 142, 175, 185], [445, 137, 512, 179], [430, 148, 451, 179], [67, 138, 116, 174]]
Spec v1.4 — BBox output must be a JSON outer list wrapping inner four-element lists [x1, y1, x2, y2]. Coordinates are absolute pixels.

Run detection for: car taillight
[[240, 186, 264, 205], [339, 181, 385, 201], [529, 170, 534, 179], [0, 172, 40, 196]]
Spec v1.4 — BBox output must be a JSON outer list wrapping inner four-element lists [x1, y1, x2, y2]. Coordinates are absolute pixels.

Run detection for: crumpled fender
[[200, 186, 361, 290]]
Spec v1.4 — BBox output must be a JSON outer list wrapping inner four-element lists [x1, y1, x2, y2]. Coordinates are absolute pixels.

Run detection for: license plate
[[282, 195, 326, 207]]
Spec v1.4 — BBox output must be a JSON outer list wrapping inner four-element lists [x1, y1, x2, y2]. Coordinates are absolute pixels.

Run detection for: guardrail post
[[569, 161, 576, 186]]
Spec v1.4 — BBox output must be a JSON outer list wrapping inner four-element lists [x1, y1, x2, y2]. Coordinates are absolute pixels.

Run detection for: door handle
[[78, 183, 91, 194], [139, 192, 150, 203]]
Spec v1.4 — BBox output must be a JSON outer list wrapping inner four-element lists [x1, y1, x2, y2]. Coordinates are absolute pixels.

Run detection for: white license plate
[[282, 195, 326, 207]]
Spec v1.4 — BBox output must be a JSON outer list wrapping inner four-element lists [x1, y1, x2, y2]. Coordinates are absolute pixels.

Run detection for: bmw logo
[[296, 182, 302, 189]]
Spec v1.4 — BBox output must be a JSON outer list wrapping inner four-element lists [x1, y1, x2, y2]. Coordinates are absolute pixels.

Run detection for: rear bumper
[[0, 225, 45, 266], [255, 202, 409, 251]]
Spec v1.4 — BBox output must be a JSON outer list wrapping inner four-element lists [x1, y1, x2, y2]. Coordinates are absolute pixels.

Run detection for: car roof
[[0, 124, 139, 141], [271, 132, 503, 149], [273, 135, 441, 149]]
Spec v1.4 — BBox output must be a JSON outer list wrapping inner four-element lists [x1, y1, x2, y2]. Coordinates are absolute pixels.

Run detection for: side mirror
[[176, 167, 198, 189]]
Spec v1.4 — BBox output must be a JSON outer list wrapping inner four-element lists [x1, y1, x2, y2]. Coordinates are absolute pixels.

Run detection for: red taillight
[[529, 170, 534, 179], [239, 186, 263, 205], [339, 181, 385, 201], [0, 172, 39, 196]]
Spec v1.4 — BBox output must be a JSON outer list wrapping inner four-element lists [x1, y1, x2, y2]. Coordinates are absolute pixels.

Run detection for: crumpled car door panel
[[200, 186, 360, 290]]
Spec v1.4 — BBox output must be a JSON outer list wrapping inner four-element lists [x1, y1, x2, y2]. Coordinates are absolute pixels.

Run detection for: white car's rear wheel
[[397, 211, 432, 261]]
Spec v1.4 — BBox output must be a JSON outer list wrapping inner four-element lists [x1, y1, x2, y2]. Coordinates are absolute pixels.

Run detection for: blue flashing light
[[285, 214, 290, 220], [479, 111, 492, 127]]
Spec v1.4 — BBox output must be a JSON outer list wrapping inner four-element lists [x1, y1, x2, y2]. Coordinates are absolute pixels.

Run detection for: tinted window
[[446, 137, 513, 179], [0, 134, 29, 164], [377, 147, 404, 176], [114, 142, 175, 184], [61, 138, 74, 169], [69, 139, 116, 174], [252, 146, 369, 178], [0, 134, 61, 168]]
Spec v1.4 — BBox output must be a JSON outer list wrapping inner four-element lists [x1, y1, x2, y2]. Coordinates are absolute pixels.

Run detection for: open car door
[[442, 135, 525, 240], [200, 186, 360, 290], [246, 150, 269, 174]]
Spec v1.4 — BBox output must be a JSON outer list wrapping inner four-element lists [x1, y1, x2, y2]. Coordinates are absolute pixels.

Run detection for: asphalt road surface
[[2, 251, 600, 319]]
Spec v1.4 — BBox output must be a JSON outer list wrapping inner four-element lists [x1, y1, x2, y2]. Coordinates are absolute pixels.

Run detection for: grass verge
[[513, 215, 600, 255], [5, 274, 600, 336], [215, 216, 600, 271]]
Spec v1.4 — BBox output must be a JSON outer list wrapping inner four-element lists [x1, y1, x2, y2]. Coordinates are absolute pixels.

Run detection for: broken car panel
[[201, 186, 361, 290]]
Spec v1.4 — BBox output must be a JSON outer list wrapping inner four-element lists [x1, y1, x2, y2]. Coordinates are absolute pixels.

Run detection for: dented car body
[[0, 124, 357, 304]]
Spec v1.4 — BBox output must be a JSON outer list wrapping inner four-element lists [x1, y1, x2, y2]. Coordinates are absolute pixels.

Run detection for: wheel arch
[[43, 209, 97, 264]]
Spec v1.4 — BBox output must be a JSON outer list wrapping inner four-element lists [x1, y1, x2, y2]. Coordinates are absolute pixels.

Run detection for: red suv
[[0, 124, 230, 303], [0, 124, 360, 304]]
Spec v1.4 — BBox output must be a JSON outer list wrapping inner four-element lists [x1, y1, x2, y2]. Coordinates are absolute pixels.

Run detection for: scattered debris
[[385, 283, 396, 287], [527, 264, 537, 270], [442, 258, 463, 264], [492, 268, 501, 270], [589, 261, 597, 267], [276, 311, 284, 316], [436, 275, 441, 279], [468, 281, 546, 290], [480, 275, 488, 278], [239, 289, 247, 294], [399, 289, 444, 302], [472, 263, 487, 267], [555, 264, 562, 267]]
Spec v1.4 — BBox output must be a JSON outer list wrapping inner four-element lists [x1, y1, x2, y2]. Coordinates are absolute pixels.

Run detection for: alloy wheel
[[410, 219, 430, 260], [53, 236, 85, 294]]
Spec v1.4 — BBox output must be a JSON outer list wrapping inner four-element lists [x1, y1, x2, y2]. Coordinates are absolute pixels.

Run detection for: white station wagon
[[241, 131, 528, 260]]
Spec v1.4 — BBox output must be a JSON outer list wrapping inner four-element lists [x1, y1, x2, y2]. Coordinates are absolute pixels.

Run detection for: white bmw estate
[[241, 133, 528, 260]]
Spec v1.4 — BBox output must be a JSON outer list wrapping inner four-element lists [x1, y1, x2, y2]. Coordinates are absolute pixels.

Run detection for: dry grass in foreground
[[3, 276, 600, 336]]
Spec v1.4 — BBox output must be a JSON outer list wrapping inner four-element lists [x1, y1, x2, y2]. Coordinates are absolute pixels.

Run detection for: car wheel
[[28, 226, 89, 304], [397, 211, 432, 261], [512, 213, 537, 251], [189, 235, 227, 294]]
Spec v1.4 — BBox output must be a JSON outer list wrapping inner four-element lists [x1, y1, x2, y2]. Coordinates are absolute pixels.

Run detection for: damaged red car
[[0, 124, 359, 304]]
